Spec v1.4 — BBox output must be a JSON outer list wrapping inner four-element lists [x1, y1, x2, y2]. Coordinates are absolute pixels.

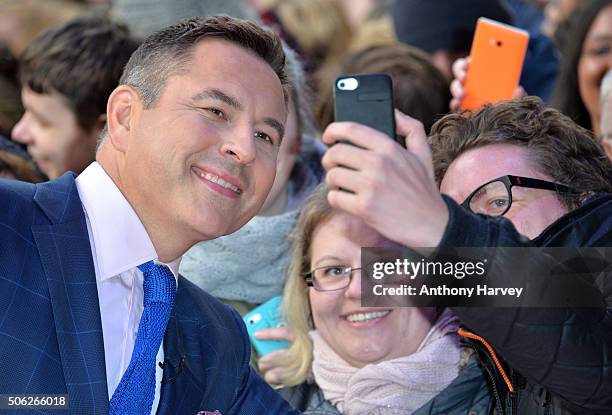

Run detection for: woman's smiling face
[[308, 212, 435, 367]]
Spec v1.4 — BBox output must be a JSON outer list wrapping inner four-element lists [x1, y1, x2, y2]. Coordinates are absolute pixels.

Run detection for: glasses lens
[[469, 180, 510, 216], [313, 266, 351, 291]]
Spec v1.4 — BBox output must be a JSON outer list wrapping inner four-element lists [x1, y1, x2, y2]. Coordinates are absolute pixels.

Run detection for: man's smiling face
[[120, 38, 287, 244]]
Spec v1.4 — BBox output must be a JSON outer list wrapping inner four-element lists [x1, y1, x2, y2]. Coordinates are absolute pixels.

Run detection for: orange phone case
[[460, 17, 529, 111]]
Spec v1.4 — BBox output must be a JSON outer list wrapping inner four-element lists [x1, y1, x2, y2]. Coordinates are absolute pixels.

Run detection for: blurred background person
[[550, 0, 612, 136], [0, 0, 85, 140], [346, 12, 396, 54], [0, 0, 84, 57], [253, 0, 395, 91], [269, 0, 353, 91], [392, 0, 559, 102], [449, 0, 611, 138], [336, 0, 386, 32], [111, 0, 258, 39], [543, 0, 587, 41], [316, 43, 450, 134], [11, 15, 138, 179]]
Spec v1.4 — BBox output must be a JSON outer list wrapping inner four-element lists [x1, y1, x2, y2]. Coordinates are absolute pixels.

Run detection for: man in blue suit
[[0, 15, 299, 414]]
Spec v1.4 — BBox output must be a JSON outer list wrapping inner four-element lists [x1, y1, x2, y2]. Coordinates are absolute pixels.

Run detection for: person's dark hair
[[0, 135, 43, 182], [120, 15, 289, 109], [19, 14, 139, 132], [0, 41, 22, 137], [550, 0, 612, 131], [316, 43, 450, 133], [392, 0, 512, 54], [430, 96, 612, 210]]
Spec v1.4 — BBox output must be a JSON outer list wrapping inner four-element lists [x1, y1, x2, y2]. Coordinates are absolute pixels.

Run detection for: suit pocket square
[[196, 411, 222, 415]]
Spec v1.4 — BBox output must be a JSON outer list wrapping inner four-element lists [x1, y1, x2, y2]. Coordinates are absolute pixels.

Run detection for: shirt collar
[[75, 162, 181, 281]]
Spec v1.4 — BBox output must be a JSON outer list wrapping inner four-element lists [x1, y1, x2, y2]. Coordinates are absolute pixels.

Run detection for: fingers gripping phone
[[243, 296, 289, 356], [333, 73, 398, 144], [461, 17, 529, 111]]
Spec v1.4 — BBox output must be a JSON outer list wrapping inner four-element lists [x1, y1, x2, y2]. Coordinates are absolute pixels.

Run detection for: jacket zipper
[[459, 328, 515, 415]]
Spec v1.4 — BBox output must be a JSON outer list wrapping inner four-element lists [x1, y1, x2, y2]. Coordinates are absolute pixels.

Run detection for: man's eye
[[255, 131, 274, 145], [205, 108, 225, 118], [488, 198, 509, 211]]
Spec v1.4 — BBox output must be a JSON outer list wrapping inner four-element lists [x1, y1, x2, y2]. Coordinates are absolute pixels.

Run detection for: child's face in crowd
[[578, 3, 612, 136], [440, 144, 570, 239], [308, 213, 435, 368], [12, 87, 97, 179]]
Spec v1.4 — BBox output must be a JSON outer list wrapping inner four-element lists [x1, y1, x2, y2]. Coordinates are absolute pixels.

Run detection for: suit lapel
[[32, 174, 109, 414]]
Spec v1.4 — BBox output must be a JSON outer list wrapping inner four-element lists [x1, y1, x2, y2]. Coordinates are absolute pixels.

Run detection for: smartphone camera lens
[[337, 77, 358, 90], [496, 41, 503, 47]]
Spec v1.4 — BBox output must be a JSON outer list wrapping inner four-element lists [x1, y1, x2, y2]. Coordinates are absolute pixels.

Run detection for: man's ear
[[106, 85, 140, 153]]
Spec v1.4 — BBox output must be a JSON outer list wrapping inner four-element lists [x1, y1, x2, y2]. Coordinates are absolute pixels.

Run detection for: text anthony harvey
[[372, 284, 524, 298]]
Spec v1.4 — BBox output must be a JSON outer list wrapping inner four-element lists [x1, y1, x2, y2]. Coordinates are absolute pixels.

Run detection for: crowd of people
[[0, 0, 611, 414]]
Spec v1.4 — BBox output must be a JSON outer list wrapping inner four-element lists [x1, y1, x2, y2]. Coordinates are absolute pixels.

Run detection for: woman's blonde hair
[[271, 184, 334, 386]]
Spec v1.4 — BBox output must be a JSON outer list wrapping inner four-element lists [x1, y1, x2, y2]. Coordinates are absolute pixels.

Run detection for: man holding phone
[[322, 96, 612, 413]]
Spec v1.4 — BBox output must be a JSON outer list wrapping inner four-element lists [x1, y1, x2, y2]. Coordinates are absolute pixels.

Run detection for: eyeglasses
[[304, 266, 362, 292], [460, 175, 580, 217]]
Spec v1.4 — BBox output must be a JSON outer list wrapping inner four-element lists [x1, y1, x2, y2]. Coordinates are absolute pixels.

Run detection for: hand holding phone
[[243, 296, 289, 356], [460, 17, 529, 110]]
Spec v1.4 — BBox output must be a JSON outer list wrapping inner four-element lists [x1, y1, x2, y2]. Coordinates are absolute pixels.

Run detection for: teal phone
[[243, 296, 289, 356]]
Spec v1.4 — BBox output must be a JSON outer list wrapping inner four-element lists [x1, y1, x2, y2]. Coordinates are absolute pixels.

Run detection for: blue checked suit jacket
[[0, 174, 299, 415]]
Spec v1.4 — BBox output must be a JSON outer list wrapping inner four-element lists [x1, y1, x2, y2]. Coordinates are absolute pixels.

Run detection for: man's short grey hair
[[97, 15, 288, 149]]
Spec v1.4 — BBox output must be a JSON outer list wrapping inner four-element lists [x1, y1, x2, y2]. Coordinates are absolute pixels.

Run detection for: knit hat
[[392, 0, 512, 53]]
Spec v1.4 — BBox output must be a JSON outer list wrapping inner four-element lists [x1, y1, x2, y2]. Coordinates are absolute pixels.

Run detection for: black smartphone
[[333, 73, 398, 144]]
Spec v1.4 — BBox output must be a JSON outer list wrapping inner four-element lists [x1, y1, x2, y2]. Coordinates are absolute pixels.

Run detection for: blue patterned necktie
[[109, 261, 177, 415]]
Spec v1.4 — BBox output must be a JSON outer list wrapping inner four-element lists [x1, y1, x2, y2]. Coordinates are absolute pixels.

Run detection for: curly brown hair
[[430, 96, 612, 209]]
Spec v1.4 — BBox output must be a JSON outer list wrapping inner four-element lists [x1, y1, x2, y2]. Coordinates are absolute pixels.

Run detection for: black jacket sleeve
[[440, 194, 612, 414]]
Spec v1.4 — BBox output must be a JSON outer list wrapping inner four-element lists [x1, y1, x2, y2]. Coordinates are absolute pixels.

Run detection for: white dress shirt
[[75, 162, 180, 414]]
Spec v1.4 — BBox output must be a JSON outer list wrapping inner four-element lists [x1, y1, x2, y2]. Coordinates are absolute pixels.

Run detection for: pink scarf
[[310, 309, 460, 414]]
